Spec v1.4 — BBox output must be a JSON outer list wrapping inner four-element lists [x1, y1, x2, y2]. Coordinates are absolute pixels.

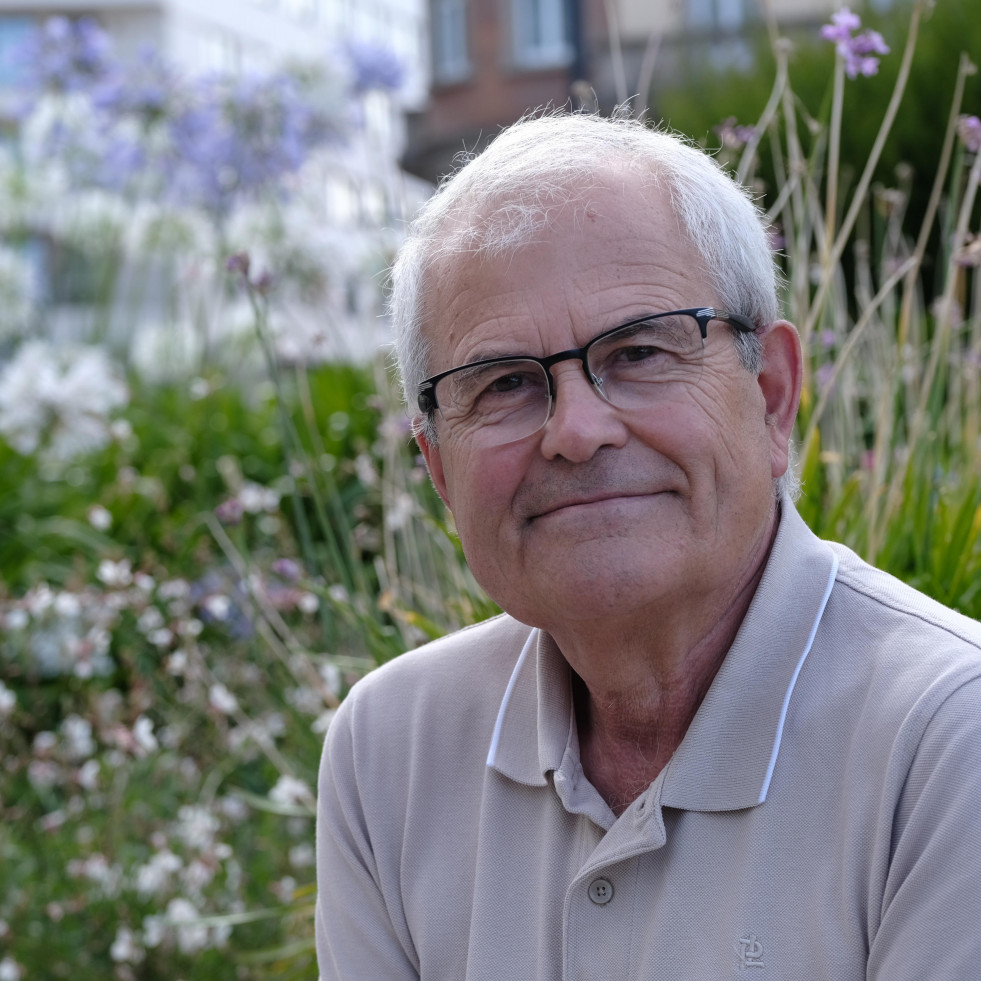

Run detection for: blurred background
[[0, 0, 978, 978]]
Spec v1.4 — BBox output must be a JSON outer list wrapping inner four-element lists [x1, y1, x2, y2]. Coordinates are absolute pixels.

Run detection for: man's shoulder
[[335, 613, 533, 729], [322, 614, 535, 795], [828, 540, 981, 655]]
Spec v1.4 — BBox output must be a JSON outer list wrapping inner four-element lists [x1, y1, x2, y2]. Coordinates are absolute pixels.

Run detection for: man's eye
[[487, 372, 531, 393], [616, 344, 661, 363]]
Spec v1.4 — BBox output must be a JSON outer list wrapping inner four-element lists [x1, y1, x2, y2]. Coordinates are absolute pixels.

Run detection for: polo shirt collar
[[487, 501, 839, 812]]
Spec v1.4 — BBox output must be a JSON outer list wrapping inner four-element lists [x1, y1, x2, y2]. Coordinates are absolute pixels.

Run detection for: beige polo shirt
[[316, 502, 981, 980]]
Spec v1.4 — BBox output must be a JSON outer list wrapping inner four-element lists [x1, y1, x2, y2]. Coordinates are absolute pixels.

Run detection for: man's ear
[[414, 422, 452, 511], [757, 320, 803, 481]]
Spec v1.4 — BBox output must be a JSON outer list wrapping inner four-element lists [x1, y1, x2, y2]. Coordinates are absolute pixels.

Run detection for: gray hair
[[389, 109, 798, 498]]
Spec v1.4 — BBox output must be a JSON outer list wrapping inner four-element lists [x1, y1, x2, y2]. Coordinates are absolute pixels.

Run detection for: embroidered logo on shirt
[[737, 935, 765, 970]]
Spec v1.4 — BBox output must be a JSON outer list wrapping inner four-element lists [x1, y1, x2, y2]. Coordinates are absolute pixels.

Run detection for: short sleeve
[[868, 676, 981, 978], [315, 698, 420, 981]]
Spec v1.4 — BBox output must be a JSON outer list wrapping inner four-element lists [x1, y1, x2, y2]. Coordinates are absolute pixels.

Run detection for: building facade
[[403, 0, 897, 184]]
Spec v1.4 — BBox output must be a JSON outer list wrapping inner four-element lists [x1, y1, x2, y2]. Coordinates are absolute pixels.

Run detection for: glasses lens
[[435, 358, 551, 444], [587, 314, 701, 409]]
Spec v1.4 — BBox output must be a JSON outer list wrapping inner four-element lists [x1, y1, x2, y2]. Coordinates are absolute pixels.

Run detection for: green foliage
[[0, 363, 379, 596], [658, 0, 981, 256]]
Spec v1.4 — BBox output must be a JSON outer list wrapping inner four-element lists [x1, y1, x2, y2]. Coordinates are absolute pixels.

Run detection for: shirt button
[[588, 878, 614, 906]]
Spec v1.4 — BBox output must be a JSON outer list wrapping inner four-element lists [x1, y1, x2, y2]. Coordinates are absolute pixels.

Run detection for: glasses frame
[[416, 307, 758, 419]]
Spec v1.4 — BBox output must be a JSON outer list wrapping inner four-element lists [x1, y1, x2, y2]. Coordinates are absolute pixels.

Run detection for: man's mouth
[[531, 490, 655, 520]]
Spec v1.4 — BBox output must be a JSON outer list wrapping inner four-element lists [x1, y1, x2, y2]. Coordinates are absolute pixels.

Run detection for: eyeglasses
[[417, 307, 756, 447]]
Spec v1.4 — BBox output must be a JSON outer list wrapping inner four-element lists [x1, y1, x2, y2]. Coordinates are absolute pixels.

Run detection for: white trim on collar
[[486, 627, 538, 768], [757, 552, 840, 804]]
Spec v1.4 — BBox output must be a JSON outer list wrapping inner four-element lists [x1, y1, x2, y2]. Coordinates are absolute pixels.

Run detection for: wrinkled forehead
[[430, 158, 671, 262], [417, 176, 710, 363]]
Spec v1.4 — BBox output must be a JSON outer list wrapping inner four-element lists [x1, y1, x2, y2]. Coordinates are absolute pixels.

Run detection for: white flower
[[208, 683, 238, 716], [297, 591, 320, 615], [3, 608, 28, 631], [269, 774, 315, 809], [53, 592, 82, 618], [181, 857, 216, 896], [0, 681, 16, 718], [135, 848, 182, 898], [76, 758, 100, 791], [0, 341, 128, 463], [384, 490, 418, 531], [238, 481, 280, 514], [273, 875, 297, 902], [141, 913, 165, 949], [320, 661, 341, 697], [286, 686, 322, 715], [148, 627, 174, 649], [87, 505, 113, 531], [0, 956, 23, 981], [176, 805, 220, 851], [110, 926, 144, 965], [166, 898, 209, 955], [137, 607, 164, 633], [66, 853, 123, 898], [132, 715, 158, 755], [327, 584, 349, 604], [220, 794, 249, 823], [354, 453, 378, 487], [33, 731, 57, 755], [289, 842, 315, 869], [60, 715, 96, 761], [97, 559, 132, 588], [203, 594, 231, 621], [312, 708, 337, 734]]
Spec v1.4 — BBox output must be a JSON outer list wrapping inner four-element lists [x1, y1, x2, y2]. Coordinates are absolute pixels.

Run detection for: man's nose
[[539, 361, 627, 462]]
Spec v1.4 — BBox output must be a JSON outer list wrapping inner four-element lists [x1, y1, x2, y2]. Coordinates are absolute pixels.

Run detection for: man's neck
[[564, 506, 780, 816]]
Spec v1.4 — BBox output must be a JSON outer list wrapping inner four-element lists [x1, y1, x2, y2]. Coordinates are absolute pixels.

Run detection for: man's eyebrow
[[605, 312, 692, 343], [457, 312, 690, 365], [461, 344, 531, 363]]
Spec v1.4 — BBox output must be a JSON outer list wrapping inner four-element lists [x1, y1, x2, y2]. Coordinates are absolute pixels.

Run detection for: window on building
[[362, 90, 393, 148], [432, 0, 469, 84], [199, 30, 243, 73], [0, 15, 37, 87], [511, 0, 572, 69], [688, 0, 747, 32]]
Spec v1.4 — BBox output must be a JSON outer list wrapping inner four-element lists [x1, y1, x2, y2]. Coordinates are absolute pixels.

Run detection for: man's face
[[416, 180, 799, 634]]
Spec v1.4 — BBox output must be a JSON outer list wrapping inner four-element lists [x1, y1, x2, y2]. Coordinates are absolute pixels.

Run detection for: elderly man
[[315, 112, 981, 979]]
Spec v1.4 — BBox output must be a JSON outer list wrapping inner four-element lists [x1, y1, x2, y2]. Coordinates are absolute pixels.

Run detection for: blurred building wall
[[403, 0, 898, 184]]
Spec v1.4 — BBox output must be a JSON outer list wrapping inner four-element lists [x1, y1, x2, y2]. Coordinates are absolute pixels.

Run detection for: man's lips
[[529, 490, 655, 520]]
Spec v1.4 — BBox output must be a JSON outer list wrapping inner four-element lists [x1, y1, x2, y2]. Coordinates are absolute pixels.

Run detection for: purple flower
[[9, 18, 351, 215], [344, 39, 405, 94], [714, 116, 758, 150], [271, 558, 303, 582], [821, 7, 890, 79], [215, 497, 244, 525], [819, 7, 861, 44], [816, 361, 836, 393], [767, 225, 786, 253], [226, 252, 251, 277], [18, 16, 115, 95], [957, 115, 981, 153]]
